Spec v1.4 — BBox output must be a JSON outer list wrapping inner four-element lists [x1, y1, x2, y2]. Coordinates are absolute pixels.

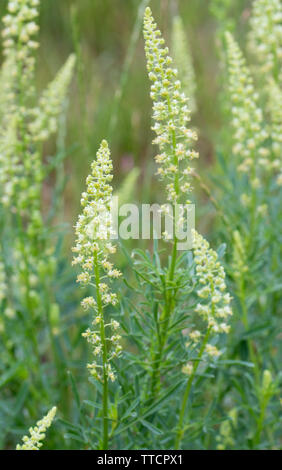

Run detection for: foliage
[[0, 0, 281, 451]]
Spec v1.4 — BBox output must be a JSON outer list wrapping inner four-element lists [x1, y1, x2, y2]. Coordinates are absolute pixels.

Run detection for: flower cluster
[[29, 54, 76, 141], [267, 79, 282, 184], [0, 0, 75, 209], [143, 7, 198, 204], [0, 0, 75, 328], [0, 56, 17, 126], [82, 318, 122, 383], [2, 0, 40, 96], [248, 0, 282, 81], [225, 32, 269, 183], [16, 406, 57, 450], [72, 140, 117, 277], [187, 230, 232, 360], [0, 116, 18, 207], [73, 140, 122, 382], [172, 16, 197, 114]]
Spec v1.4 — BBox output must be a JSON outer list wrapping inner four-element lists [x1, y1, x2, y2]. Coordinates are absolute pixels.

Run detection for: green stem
[[149, 236, 178, 398], [149, 79, 180, 396], [253, 401, 267, 447], [175, 328, 211, 449], [94, 252, 109, 450], [239, 276, 260, 384], [149, 129, 182, 401]]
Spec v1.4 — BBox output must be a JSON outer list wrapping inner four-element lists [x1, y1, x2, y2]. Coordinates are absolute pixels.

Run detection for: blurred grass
[[0, 0, 251, 226]]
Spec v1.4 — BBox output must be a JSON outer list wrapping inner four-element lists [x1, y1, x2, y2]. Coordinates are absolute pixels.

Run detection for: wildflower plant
[[247, 0, 282, 186], [225, 32, 269, 181], [209, 0, 282, 450], [107, 7, 233, 450], [0, 0, 75, 444], [223, 30, 280, 269], [0, 0, 280, 452], [73, 140, 122, 449], [66, 7, 234, 451], [248, 0, 282, 83], [144, 7, 198, 205], [0, 0, 75, 328]]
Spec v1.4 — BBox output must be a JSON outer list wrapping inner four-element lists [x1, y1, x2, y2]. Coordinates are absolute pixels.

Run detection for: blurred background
[[0, 0, 252, 228]]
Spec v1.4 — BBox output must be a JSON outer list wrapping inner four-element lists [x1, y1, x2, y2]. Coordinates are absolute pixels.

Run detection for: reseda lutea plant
[[73, 140, 122, 449], [0, 0, 75, 445], [138, 9, 233, 447], [71, 7, 232, 450], [2, 0, 280, 451], [209, 0, 281, 449]]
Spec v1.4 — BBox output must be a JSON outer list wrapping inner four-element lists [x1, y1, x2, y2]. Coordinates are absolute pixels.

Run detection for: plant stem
[[94, 252, 109, 450], [149, 236, 177, 398], [239, 275, 260, 384], [149, 82, 180, 397], [253, 399, 267, 447], [175, 328, 211, 449]]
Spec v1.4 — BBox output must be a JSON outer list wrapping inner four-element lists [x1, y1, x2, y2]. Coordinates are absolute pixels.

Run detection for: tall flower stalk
[[0, 0, 75, 391], [225, 32, 269, 179], [143, 9, 233, 447], [144, 7, 198, 206], [143, 7, 198, 398], [72, 140, 122, 450], [225, 32, 271, 244]]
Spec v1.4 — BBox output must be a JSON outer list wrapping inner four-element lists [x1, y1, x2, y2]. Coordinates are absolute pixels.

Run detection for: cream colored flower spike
[[143, 7, 198, 204], [72, 140, 122, 383], [225, 31, 269, 179], [191, 229, 232, 358], [16, 406, 57, 450]]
